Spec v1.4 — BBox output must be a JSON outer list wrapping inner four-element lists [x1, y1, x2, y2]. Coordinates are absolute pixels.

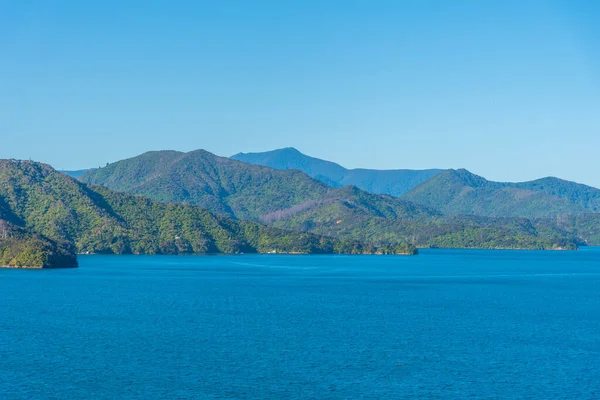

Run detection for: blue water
[[1, 249, 600, 399]]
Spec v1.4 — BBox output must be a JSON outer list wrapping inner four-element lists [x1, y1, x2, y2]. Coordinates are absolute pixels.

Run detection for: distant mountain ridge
[[401, 169, 600, 218], [231, 147, 443, 196], [58, 169, 95, 178]]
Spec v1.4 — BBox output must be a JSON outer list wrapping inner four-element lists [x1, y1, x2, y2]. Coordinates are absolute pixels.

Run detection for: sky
[[1, 0, 599, 186]]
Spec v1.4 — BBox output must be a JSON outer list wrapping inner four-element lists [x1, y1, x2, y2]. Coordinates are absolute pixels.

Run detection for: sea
[[1, 248, 599, 399]]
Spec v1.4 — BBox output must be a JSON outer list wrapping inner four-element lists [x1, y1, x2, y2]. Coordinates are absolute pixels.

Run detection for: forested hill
[[80, 149, 439, 223], [401, 169, 600, 218], [78, 150, 590, 250], [1, 159, 410, 255], [231, 147, 443, 196], [230, 149, 600, 220]]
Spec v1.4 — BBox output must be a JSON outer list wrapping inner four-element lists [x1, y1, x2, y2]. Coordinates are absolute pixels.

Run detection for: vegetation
[[269, 204, 584, 250], [401, 169, 600, 218], [0, 159, 413, 255], [536, 213, 600, 247], [4, 155, 594, 254], [81, 150, 334, 220], [0, 220, 77, 268], [80, 150, 587, 250], [231, 147, 443, 196], [81, 150, 441, 222]]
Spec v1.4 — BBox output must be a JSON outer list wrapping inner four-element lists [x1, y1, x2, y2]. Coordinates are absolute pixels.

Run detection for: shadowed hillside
[[0, 219, 78, 269]]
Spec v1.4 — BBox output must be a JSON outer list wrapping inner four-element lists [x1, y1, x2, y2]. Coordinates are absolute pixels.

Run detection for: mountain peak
[[188, 149, 219, 159], [445, 169, 489, 187], [234, 147, 303, 158], [275, 147, 302, 154], [0, 159, 57, 180]]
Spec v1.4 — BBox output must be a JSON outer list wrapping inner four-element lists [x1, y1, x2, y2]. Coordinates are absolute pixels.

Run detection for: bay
[[1, 248, 599, 399]]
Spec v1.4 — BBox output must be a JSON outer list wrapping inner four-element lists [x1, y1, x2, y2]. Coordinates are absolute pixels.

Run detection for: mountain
[[79, 150, 584, 250], [1, 159, 402, 255], [231, 147, 443, 196], [80, 149, 438, 222], [401, 169, 600, 218], [58, 169, 95, 179], [232, 149, 600, 220], [81, 149, 332, 220]]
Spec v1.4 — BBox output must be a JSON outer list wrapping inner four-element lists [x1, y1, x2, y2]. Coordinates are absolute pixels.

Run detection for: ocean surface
[[1, 249, 599, 399]]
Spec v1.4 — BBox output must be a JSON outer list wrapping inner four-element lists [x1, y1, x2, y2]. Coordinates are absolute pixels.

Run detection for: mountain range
[[401, 169, 600, 218], [1, 159, 406, 268], [80, 150, 439, 222], [79, 149, 593, 250], [231, 148, 600, 219], [58, 169, 94, 179]]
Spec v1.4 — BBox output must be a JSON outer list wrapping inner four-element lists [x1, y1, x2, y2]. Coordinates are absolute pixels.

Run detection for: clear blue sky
[[1, 0, 599, 186]]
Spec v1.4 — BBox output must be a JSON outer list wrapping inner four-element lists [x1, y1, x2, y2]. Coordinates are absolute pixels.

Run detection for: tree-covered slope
[[0, 220, 77, 268], [231, 147, 443, 196], [80, 149, 439, 223], [1, 159, 403, 255], [536, 213, 600, 247], [78, 151, 588, 250], [80, 150, 332, 220], [401, 169, 600, 218], [268, 201, 581, 251]]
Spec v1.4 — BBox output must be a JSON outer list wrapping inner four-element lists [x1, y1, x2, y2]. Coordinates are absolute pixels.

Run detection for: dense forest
[[0, 220, 77, 268], [232, 148, 600, 219], [0, 159, 414, 260], [401, 169, 600, 218], [80, 150, 440, 222], [79, 150, 594, 250], [4, 149, 597, 268]]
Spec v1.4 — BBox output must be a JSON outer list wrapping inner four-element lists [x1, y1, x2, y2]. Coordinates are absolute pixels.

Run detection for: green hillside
[[79, 151, 584, 250], [0, 220, 78, 269], [402, 169, 600, 218], [1, 159, 407, 255], [80, 150, 439, 223], [536, 213, 600, 246], [268, 201, 581, 250], [81, 150, 333, 220]]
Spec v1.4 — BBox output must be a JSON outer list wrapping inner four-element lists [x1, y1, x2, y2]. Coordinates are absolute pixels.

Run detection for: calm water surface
[[1, 249, 599, 399]]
